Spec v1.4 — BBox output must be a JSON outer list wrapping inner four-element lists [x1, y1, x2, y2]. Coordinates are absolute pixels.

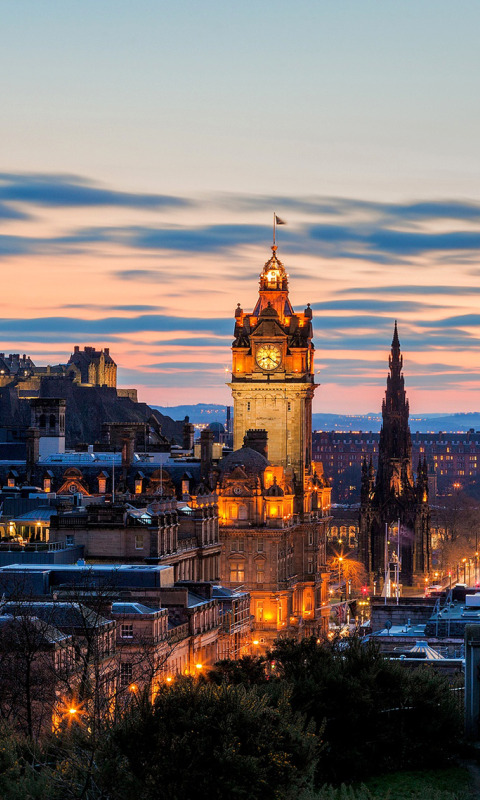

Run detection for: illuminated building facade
[[218, 245, 331, 649]]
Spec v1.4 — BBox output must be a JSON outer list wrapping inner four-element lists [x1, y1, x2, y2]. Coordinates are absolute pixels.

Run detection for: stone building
[[219, 244, 331, 649], [68, 346, 117, 388], [359, 324, 431, 587]]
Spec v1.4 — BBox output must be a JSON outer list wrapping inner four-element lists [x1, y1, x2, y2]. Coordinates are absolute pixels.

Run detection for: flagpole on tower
[[273, 211, 276, 247]]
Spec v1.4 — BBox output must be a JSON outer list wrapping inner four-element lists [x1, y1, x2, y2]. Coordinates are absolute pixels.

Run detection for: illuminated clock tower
[[230, 245, 316, 513]]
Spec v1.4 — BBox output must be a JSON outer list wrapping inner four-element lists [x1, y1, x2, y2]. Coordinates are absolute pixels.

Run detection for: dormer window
[[7, 477, 15, 488], [98, 477, 107, 494], [43, 478, 51, 493], [135, 479, 143, 494]]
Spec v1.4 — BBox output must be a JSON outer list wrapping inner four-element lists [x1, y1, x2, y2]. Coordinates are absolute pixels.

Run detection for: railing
[[0, 540, 65, 552], [167, 622, 189, 643], [450, 686, 465, 712], [254, 621, 283, 631], [51, 516, 86, 528], [176, 536, 198, 552]]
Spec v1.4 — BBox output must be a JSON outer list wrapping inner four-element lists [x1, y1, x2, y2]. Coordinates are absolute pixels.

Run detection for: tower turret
[[229, 244, 316, 511]]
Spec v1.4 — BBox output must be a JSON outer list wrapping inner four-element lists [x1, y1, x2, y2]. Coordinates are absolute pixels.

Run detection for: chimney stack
[[26, 428, 40, 483], [183, 416, 195, 451], [243, 429, 268, 460], [200, 430, 214, 480]]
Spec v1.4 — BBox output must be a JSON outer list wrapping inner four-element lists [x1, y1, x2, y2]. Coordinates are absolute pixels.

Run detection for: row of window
[[230, 537, 264, 552], [230, 562, 265, 582]]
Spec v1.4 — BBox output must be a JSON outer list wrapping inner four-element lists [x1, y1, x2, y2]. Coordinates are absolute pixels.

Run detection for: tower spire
[[389, 320, 403, 377]]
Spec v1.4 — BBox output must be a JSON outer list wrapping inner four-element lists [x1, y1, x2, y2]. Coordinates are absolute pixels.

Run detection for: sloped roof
[[220, 446, 268, 476]]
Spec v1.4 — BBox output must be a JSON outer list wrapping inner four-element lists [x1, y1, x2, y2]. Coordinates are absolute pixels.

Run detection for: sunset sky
[[2, 1, 480, 414]]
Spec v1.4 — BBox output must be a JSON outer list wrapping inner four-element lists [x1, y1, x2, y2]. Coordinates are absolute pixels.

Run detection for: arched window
[[49, 414, 56, 430], [39, 414, 46, 429]]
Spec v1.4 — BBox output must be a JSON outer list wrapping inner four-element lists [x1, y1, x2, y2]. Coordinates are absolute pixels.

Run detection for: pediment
[[227, 466, 249, 481], [251, 317, 286, 338]]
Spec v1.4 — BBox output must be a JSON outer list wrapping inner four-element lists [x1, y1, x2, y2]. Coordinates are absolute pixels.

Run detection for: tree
[[207, 655, 268, 685], [432, 492, 480, 573], [268, 637, 463, 783], [327, 551, 367, 594], [95, 680, 319, 800]]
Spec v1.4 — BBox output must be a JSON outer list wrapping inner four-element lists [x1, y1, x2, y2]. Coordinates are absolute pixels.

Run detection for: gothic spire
[[389, 319, 403, 377], [376, 322, 414, 496]]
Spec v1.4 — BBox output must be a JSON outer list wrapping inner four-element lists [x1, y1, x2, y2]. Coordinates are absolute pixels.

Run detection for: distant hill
[[154, 404, 480, 434], [153, 404, 230, 425]]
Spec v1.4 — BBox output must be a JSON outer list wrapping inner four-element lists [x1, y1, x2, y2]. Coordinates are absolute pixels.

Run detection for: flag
[[275, 215, 286, 225]]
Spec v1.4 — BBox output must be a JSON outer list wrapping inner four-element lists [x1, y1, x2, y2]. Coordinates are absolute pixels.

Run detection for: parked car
[[424, 584, 443, 597]]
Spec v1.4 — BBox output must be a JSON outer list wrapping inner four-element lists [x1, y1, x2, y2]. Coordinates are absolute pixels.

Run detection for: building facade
[[313, 429, 480, 502], [219, 245, 331, 649]]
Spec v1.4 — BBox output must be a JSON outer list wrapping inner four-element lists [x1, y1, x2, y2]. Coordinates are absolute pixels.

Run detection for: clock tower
[[230, 245, 316, 514]]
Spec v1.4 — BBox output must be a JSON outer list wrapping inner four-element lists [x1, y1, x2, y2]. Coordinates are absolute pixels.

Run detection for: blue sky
[[1, 1, 480, 412]]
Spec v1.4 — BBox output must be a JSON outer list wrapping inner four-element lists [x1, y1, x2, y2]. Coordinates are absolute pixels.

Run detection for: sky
[[1, 1, 480, 414]]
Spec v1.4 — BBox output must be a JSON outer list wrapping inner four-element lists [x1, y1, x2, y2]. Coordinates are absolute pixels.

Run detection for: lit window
[[121, 624, 134, 639], [230, 561, 245, 582], [43, 478, 51, 493], [7, 478, 15, 488], [98, 478, 106, 494], [135, 480, 143, 494]]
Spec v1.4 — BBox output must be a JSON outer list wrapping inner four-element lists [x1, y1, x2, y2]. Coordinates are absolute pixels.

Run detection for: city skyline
[[2, 2, 480, 413]]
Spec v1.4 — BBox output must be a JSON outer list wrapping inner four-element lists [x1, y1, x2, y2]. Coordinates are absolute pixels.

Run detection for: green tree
[[268, 637, 463, 783], [207, 655, 268, 685], [96, 680, 319, 800]]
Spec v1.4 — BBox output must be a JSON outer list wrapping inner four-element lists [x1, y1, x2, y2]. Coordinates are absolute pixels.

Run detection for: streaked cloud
[[2, 172, 480, 411], [0, 173, 191, 210]]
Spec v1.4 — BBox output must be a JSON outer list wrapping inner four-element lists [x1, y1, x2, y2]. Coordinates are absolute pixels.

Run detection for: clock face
[[256, 343, 282, 371]]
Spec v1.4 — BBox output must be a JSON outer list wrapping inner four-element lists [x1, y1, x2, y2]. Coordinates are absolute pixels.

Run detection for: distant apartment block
[[314, 429, 480, 501]]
